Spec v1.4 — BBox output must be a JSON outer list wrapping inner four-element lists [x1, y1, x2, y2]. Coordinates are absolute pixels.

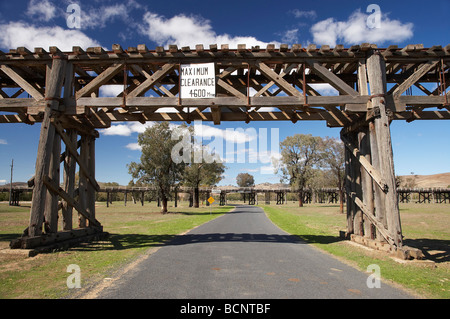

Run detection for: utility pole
[[9, 159, 13, 206]]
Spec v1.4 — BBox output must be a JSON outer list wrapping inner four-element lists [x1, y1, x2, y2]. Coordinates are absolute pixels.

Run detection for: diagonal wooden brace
[[350, 192, 394, 246], [52, 120, 100, 192], [341, 133, 388, 193], [43, 175, 102, 229]]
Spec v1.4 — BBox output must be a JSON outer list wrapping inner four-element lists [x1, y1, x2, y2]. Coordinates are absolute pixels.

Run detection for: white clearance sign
[[180, 63, 216, 99]]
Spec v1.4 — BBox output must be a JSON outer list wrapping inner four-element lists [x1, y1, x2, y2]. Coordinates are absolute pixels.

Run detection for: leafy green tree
[[276, 134, 323, 207], [183, 144, 226, 207], [236, 172, 255, 188], [128, 122, 185, 213]]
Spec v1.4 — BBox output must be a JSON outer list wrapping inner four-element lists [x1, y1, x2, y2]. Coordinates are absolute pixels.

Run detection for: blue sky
[[0, 0, 449, 186]]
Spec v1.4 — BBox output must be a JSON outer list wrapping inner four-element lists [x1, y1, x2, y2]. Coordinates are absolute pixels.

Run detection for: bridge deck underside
[[0, 43, 448, 130]]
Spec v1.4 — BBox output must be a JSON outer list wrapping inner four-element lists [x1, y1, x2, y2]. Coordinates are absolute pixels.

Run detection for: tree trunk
[[194, 186, 199, 208], [298, 191, 304, 207], [161, 194, 168, 214], [339, 188, 344, 214]]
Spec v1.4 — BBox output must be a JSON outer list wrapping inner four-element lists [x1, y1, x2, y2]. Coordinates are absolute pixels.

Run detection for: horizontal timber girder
[[0, 43, 448, 129]]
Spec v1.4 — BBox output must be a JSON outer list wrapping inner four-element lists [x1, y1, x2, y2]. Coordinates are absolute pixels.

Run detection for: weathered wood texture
[[28, 57, 66, 237], [366, 52, 403, 247], [0, 44, 448, 129]]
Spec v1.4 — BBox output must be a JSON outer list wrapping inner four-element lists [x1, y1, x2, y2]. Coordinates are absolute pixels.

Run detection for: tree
[[183, 144, 226, 207], [321, 137, 345, 213], [236, 173, 255, 188], [127, 122, 185, 213], [276, 134, 322, 207]]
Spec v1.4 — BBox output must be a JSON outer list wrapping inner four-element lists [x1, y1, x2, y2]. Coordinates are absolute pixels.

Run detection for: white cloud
[[291, 10, 317, 19], [0, 179, 7, 185], [282, 29, 299, 44], [0, 139, 7, 145], [101, 124, 133, 136], [241, 168, 260, 173], [155, 107, 181, 113], [140, 12, 278, 48], [101, 122, 154, 136], [26, 0, 56, 22], [309, 83, 339, 96], [260, 164, 276, 175], [99, 85, 124, 97], [0, 21, 100, 51], [310, 9, 413, 46], [79, 0, 142, 29], [126, 143, 142, 151]]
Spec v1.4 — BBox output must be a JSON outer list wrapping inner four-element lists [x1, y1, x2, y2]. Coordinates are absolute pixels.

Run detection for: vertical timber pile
[[341, 50, 422, 259], [10, 56, 105, 251], [28, 55, 66, 237]]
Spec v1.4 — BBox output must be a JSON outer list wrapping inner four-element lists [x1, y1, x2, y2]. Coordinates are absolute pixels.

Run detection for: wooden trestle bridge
[[1, 43, 449, 258], [3, 185, 449, 207]]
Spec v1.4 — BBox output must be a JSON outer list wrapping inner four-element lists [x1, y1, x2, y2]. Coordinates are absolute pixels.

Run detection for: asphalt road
[[95, 205, 414, 299]]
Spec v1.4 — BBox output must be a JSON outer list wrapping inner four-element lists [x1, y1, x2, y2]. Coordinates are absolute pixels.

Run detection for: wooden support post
[[44, 131, 61, 233], [367, 51, 403, 247], [344, 131, 362, 236], [368, 121, 386, 241], [359, 128, 375, 238], [248, 192, 256, 205], [28, 56, 66, 237], [87, 136, 96, 224], [354, 134, 363, 236], [62, 129, 76, 230], [78, 135, 88, 228], [265, 192, 270, 204], [174, 190, 178, 207], [357, 58, 375, 239]]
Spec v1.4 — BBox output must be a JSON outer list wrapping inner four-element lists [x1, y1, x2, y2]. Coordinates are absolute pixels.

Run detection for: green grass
[[0, 201, 233, 299], [1, 200, 449, 299], [260, 202, 450, 299]]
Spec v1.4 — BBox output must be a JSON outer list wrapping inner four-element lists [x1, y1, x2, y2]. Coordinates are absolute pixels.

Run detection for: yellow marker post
[[207, 196, 215, 215]]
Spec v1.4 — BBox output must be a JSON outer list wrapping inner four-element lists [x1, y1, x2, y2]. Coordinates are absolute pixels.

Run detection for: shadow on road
[[67, 231, 346, 253], [167, 232, 303, 245]]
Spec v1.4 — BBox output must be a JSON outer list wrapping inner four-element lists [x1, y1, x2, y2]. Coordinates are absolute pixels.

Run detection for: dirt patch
[[0, 252, 43, 274]]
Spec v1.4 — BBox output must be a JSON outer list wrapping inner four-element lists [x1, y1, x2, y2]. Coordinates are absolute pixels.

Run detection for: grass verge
[[0, 201, 233, 299], [260, 202, 449, 299]]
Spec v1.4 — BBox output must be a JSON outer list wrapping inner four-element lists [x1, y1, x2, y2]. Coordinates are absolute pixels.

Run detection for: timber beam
[[0, 43, 448, 128]]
